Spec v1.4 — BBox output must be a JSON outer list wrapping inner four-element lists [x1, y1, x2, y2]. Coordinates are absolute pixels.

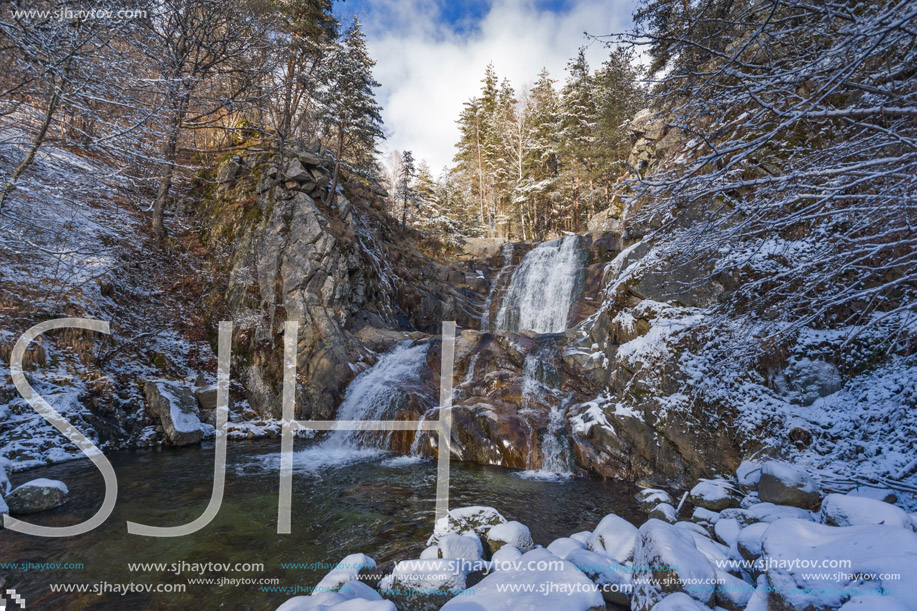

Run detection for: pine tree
[[319, 17, 384, 205], [397, 150, 417, 227], [559, 48, 598, 231]]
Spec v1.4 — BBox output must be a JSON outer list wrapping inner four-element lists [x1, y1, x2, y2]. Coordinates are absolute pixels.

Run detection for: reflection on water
[[1, 440, 643, 610]]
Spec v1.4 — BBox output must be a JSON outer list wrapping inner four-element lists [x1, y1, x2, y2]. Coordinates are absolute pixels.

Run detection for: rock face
[[5, 478, 68, 514], [757, 461, 821, 509], [143, 380, 202, 446]]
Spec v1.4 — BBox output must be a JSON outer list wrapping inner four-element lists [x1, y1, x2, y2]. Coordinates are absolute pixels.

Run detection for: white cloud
[[354, 0, 636, 171]]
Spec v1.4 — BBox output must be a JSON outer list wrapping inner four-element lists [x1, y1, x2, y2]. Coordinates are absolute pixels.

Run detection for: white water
[[481, 243, 515, 331], [494, 235, 580, 334], [517, 349, 573, 479], [323, 341, 431, 450]]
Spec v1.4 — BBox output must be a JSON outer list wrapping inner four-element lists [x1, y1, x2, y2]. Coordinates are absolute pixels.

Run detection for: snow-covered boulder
[[490, 545, 522, 566], [428, 506, 506, 546], [5, 478, 68, 514], [772, 358, 842, 406], [714, 570, 754, 611], [0, 494, 9, 527], [440, 548, 604, 611], [566, 548, 632, 606], [713, 517, 741, 547], [277, 581, 393, 611], [690, 506, 720, 529], [588, 513, 638, 562], [819, 493, 912, 529], [735, 522, 769, 563], [143, 379, 202, 446], [546, 537, 586, 559], [420, 546, 439, 559], [0, 456, 12, 496], [636, 487, 673, 512], [391, 558, 473, 592], [570, 531, 592, 545], [756, 461, 820, 509], [314, 554, 376, 593], [761, 518, 917, 611], [631, 519, 718, 610], [722, 502, 815, 527], [650, 592, 710, 610], [690, 479, 737, 511], [648, 502, 677, 523], [438, 534, 484, 561], [485, 521, 534, 554], [674, 521, 709, 538], [736, 460, 762, 488], [845, 485, 896, 503]]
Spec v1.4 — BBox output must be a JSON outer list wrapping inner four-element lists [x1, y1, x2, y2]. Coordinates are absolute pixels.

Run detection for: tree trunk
[[325, 127, 345, 207]]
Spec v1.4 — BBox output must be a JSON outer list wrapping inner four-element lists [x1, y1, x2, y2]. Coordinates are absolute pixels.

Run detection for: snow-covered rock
[[5, 478, 68, 514], [691, 506, 720, 526], [690, 479, 737, 511], [587, 513, 638, 562], [277, 581, 393, 611], [490, 545, 522, 566], [632, 519, 718, 610], [570, 531, 592, 545], [761, 518, 917, 611], [722, 502, 814, 527], [438, 534, 484, 561], [735, 522, 769, 563], [0, 456, 12, 496], [756, 461, 820, 509], [565, 548, 632, 606], [743, 575, 769, 611], [391, 558, 473, 592], [546, 537, 586, 559], [314, 554, 376, 592], [420, 546, 439, 559], [819, 493, 912, 529], [713, 517, 741, 547], [771, 358, 842, 406], [736, 460, 762, 488], [650, 592, 710, 610], [636, 487, 673, 512], [845, 485, 896, 503], [440, 548, 604, 611], [714, 570, 754, 611], [0, 494, 8, 527], [143, 379, 202, 446], [485, 521, 534, 554], [428, 506, 507, 546], [674, 521, 710, 538], [649, 502, 677, 523]]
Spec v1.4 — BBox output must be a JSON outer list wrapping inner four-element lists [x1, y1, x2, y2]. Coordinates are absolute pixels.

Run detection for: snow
[[0, 495, 8, 516], [391, 558, 471, 591], [819, 493, 912, 529], [632, 519, 718, 609], [713, 518, 741, 547], [440, 548, 605, 611], [736, 460, 762, 487], [437, 534, 484, 561], [569, 531, 591, 546], [277, 581, 392, 611], [649, 502, 677, 523], [490, 545, 522, 566], [428, 506, 507, 546], [637, 487, 673, 508], [314, 554, 376, 592], [588, 513, 638, 563], [650, 592, 709, 610], [690, 479, 736, 509], [735, 522, 768, 562], [761, 518, 917, 611], [486, 521, 534, 553], [546, 537, 585, 559], [565, 548, 632, 605], [691, 507, 721, 525], [724, 502, 815, 526]]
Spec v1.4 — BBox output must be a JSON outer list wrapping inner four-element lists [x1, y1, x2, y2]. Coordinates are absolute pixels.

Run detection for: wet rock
[[5, 478, 68, 514], [757, 461, 821, 509], [143, 379, 202, 446]]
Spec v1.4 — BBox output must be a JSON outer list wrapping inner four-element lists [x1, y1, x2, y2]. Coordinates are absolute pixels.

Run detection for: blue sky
[[333, 0, 637, 170]]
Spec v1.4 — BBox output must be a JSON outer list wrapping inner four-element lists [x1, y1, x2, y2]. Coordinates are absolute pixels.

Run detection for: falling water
[[323, 342, 431, 450], [519, 349, 573, 477], [481, 243, 515, 331], [494, 235, 580, 334]]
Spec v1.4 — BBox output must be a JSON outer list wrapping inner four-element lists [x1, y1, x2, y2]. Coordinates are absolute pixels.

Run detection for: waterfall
[[481, 243, 515, 331], [323, 341, 431, 450], [519, 348, 573, 477], [495, 235, 580, 334]]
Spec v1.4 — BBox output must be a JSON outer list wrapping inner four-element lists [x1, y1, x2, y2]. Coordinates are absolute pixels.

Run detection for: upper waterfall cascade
[[494, 235, 580, 334]]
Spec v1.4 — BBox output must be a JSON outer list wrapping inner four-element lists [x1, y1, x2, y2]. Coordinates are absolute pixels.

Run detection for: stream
[[1, 441, 644, 610]]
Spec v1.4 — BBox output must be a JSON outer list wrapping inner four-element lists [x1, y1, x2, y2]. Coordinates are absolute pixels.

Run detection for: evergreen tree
[[559, 48, 598, 230], [397, 150, 417, 227], [319, 17, 384, 205]]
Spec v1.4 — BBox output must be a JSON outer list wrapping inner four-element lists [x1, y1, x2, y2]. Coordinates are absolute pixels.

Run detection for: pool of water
[[1, 440, 644, 610]]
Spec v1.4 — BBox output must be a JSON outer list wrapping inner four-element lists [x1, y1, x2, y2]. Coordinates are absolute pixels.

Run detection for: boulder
[[588, 513, 639, 562], [845, 486, 897, 504], [485, 521, 534, 555], [283, 157, 312, 182], [713, 517, 741, 547], [636, 487, 674, 512], [5, 478, 68, 514], [438, 534, 484, 561], [819, 493, 912, 529], [277, 581, 393, 611], [0, 457, 11, 496], [735, 522, 769, 564], [566, 548, 632, 606], [314, 553, 377, 592], [689, 479, 737, 511], [722, 502, 815, 527], [546, 537, 586, 559], [651, 592, 710, 610], [428, 506, 507, 546], [714, 570, 754, 611], [143, 379, 202, 446], [648, 502, 677, 523], [771, 358, 842, 406], [736, 460, 762, 488], [440, 548, 604, 611], [756, 461, 820, 509], [490, 545, 521, 566], [631, 519, 718, 610]]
